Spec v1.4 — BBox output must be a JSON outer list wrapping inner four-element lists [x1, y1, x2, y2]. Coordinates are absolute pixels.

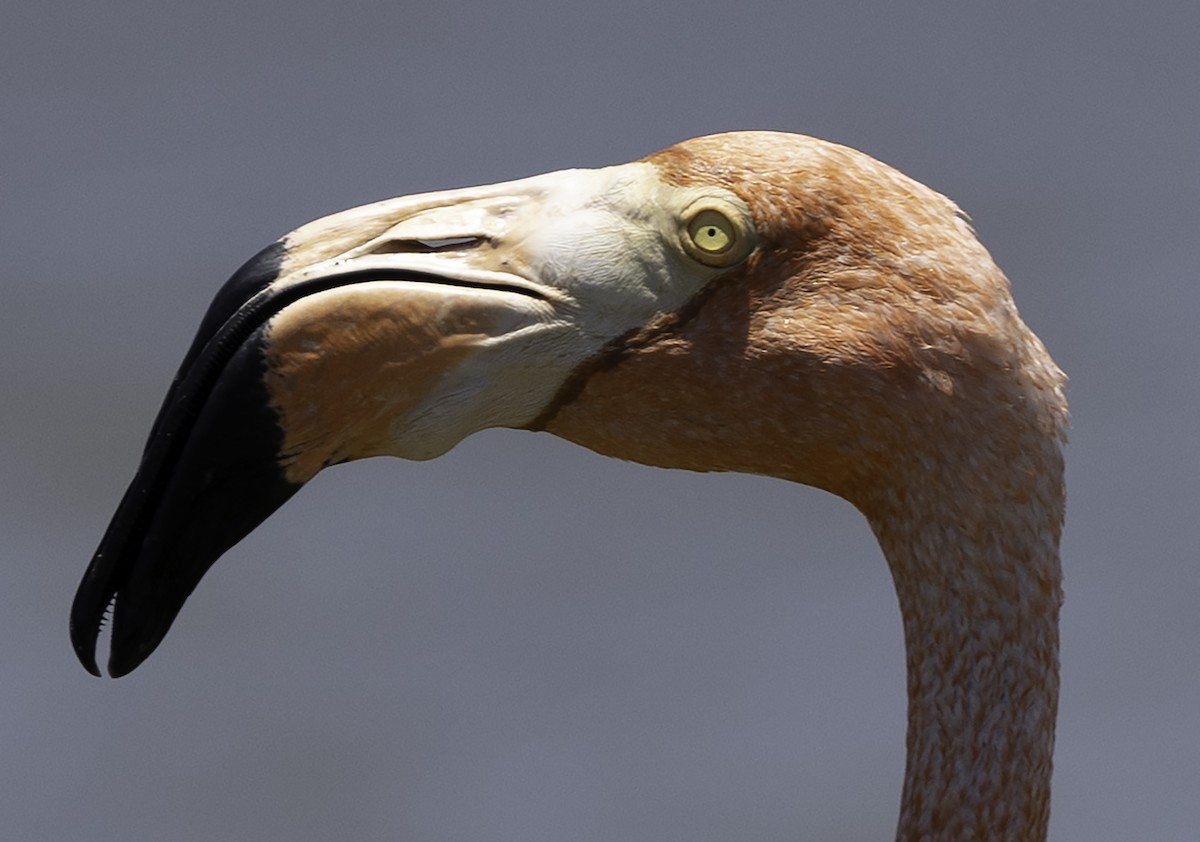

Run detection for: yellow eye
[[681, 201, 752, 267], [687, 209, 735, 255]]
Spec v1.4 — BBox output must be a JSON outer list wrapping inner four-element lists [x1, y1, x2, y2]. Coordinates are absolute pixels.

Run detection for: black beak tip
[[69, 318, 300, 678], [106, 636, 154, 679], [69, 609, 162, 678], [70, 238, 329, 677], [70, 627, 103, 677], [69, 569, 109, 676]]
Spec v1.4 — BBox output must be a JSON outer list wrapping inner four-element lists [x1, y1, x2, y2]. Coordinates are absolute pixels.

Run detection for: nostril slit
[[365, 236, 483, 255], [418, 237, 481, 249]]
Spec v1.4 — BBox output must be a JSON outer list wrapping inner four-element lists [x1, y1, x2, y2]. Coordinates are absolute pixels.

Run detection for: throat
[[863, 467, 1064, 841]]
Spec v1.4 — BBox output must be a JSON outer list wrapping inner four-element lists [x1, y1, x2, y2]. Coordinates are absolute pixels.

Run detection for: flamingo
[[72, 131, 1068, 840]]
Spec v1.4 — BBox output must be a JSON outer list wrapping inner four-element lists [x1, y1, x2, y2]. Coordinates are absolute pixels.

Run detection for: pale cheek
[[526, 218, 710, 337]]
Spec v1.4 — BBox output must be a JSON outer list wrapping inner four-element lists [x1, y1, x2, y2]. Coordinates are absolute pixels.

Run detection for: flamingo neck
[[863, 448, 1064, 841]]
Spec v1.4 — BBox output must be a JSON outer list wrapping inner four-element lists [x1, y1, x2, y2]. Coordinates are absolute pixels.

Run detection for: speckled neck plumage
[[865, 429, 1063, 840]]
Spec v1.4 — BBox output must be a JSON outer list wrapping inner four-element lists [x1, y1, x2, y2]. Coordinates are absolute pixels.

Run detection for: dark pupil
[[706, 227, 717, 237]]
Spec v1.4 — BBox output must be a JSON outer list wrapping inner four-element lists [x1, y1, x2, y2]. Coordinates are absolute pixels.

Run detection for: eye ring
[[681, 201, 752, 267]]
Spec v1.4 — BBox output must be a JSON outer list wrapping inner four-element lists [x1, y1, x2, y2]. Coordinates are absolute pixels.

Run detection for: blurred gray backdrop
[[3, 2, 1197, 839]]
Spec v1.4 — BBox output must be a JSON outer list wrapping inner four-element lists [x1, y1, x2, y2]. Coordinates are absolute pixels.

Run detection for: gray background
[[3, 2, 1197, 839]]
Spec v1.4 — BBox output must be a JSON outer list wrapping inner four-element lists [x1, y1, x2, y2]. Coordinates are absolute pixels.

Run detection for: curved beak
[[71, 163, 751, 676]]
